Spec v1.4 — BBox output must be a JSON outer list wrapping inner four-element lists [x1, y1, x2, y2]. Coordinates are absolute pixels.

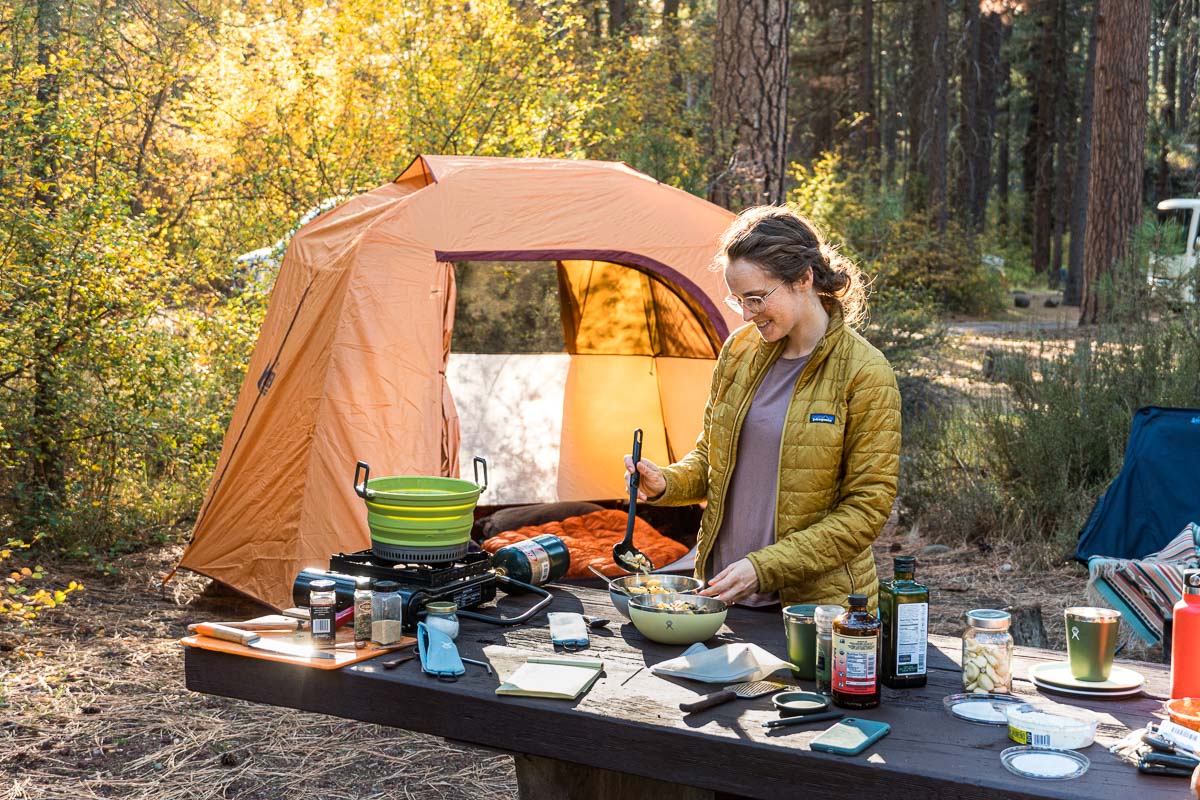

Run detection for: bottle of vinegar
[[1170, 570, 1200, 699], [880, 556, 929, 689], [832, 593, 881, 709]]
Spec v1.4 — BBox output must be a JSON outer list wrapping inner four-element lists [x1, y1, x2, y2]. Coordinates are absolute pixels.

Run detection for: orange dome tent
[[177, 155, 740, 609]]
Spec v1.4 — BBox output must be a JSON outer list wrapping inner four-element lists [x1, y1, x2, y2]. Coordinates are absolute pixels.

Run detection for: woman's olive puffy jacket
[[653, 304, 901, 608]]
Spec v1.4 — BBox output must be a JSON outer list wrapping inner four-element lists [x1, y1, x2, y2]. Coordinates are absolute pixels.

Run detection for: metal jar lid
[[309, 579, 336, 591], [966, 609, 1011, 630], [426, 601, 457, 614]]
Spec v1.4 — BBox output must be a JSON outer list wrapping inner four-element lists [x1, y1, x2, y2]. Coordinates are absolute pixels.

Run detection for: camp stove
[[294, 548, 551, 631], [331, 549, 498, 624]]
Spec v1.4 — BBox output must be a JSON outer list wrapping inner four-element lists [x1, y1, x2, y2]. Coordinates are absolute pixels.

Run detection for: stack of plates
[[1028, 662, 1145, 698]]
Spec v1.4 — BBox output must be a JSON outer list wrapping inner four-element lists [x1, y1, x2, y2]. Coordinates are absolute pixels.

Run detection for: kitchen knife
[[193, 622, 336, 660], [187, 620, 305, 633]]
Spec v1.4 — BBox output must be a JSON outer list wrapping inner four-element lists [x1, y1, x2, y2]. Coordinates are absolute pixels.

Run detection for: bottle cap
[[893, 555, 916, 573], [966, 609, 1011, 630], [426, 601, 457, 614], [355, 576, 372, 589], [373, 580, 400, 592], [309, 579, 336, 591], [814, 604, 843, 629], [1185, 570, 1200, 595], [847, 593, 868, 607]]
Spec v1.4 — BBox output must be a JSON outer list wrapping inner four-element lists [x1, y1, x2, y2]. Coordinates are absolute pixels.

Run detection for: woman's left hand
[[699, 558, 759, 604]]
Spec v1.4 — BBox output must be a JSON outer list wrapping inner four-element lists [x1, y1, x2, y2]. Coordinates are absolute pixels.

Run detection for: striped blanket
[[1088, 522, 1200, 645]]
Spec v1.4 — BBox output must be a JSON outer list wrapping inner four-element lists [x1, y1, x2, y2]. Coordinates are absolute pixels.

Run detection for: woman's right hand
[[623, 454, 666, 502]]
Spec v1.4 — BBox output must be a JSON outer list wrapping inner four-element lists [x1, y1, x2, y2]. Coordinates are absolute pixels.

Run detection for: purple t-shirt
[[709, 353, 810, 607]]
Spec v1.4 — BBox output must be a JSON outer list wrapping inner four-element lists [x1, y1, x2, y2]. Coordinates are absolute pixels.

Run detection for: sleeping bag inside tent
[[177, 155, 740, 609]]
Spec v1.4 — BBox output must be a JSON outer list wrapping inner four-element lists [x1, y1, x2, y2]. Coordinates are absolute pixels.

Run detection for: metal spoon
[[587, 564, 629, 594], [612, 428, 654, 574]]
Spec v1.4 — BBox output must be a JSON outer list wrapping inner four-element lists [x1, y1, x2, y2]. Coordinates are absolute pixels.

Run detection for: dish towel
[[649, 642, 793, 684]]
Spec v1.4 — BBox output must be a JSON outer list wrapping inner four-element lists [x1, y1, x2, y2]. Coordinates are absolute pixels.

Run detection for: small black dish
[[771, 691, 830, 717]]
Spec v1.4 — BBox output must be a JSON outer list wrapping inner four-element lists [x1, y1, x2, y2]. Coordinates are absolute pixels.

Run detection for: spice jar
[[309, 579, 337, 649], [353, 576, 373, 650], [962, 609, 1013, 693], [424, 601, 460, 640], [371, 580, 404, 645], [813, 604, 842, 696]]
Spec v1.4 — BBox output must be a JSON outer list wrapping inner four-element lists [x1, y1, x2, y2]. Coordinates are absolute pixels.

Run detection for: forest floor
[[2, 306, 1133, 800]]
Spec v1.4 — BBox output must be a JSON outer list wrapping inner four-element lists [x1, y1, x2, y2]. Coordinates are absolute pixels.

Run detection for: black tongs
[[613, 428, 654, 574]]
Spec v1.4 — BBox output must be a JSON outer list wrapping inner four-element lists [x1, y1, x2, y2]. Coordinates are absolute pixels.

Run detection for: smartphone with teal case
[[809, 718, 890, 755]]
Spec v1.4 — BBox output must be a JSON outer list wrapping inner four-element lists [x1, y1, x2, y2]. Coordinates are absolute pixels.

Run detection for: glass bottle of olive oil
[[880, 556, 929, 689], [832, 594, 880, 709]]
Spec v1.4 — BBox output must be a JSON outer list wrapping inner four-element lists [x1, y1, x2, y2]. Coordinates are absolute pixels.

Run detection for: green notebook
[[495, 657, 604, 700]]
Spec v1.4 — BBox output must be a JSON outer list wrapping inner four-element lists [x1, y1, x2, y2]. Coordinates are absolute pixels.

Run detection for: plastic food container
[[943, 692, 1025, 725], [1005, 702, 1098, 750], [1165, 697, 1200, 732], [1000, 746, 1090, 781]]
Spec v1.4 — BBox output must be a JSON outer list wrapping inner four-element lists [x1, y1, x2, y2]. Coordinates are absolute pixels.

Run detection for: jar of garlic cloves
[[962, 609, 1013, 694]]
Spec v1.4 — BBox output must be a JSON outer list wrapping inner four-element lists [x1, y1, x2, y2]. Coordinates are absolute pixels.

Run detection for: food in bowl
[[627, 593, 728, 645], [1166, 697, 1200, 732], [609, 574, 703, 618]]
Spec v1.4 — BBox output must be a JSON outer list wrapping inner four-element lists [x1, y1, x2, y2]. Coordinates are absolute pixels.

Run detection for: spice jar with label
[[371, 580, 404, 646], [423, 601, 460, 641], [813, 604, 843, 696], [353, 576, 373, 649], [309, 579, 337, 649], [962, 609, 1013, 693]]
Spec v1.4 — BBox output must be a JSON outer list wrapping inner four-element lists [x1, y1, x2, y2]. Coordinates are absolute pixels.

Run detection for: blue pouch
[[417, 621, 465, 681]]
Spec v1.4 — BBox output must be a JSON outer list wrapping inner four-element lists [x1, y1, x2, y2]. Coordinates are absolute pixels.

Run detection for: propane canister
[[490, 534, 570, 590]]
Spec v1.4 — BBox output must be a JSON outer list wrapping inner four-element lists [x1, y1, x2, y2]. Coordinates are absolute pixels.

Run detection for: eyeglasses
[[724, 280, 786, 316]]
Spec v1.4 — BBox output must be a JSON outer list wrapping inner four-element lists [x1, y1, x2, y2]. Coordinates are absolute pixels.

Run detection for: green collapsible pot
[[353, 458, 487, 563]]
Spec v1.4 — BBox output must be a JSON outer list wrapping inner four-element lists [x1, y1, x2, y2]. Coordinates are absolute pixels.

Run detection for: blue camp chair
[[1076, 406, 1200, 563], [1077, 406, 1200, 647]]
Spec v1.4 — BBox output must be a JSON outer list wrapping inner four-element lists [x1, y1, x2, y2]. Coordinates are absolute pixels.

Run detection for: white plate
[[1031, 677, 1144, 699], [1029, 661, 1144, 692]]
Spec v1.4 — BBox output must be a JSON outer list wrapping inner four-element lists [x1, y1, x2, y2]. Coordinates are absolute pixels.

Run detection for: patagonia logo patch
[[809, 413, 836, 424]]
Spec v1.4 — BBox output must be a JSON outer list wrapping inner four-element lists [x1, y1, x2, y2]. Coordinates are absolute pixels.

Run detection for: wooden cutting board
[[181, 615, 415, 670]]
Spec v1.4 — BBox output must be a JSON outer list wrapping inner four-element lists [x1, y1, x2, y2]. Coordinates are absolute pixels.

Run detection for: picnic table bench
[[185, 583, 1184, 800]]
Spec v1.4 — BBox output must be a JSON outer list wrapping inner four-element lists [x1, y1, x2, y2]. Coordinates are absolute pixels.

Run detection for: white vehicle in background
[[1152, 198, 1200, 304]]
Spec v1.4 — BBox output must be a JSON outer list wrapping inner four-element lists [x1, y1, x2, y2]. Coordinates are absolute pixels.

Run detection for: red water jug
[[1170, 570, 1200, 699]]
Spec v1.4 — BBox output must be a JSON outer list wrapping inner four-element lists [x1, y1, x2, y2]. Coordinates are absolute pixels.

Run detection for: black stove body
[[297, 550, 498, 632]]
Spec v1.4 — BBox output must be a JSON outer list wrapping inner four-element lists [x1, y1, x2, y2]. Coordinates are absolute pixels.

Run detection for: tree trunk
[[1031, 0, 1061, 276], [709, 0, 791, 209], [974, 11, 1005, 229], [608, 0, 628, 36], [1156, 0, 1180, 200], [663, 0, 681, 90], [1066, 4, 1098, 308], [997, 30, 1012, 233], [851, 0, 877, 165], [907, 0, 948, 230], [1081, 0, 1152, 325], [31, 0, 66, 513], [956, 0, 982, 229]]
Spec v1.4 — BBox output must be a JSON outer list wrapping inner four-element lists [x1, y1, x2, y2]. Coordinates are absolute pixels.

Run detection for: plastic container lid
[[1005, 702, 1098, 750], [943, 692, 1025, 725], [1000, 746, 1089, 780], [373, 580, 400, 592], [966, 609, 1011, 630]]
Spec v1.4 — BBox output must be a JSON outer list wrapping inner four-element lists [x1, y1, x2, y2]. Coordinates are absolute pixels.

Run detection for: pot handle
[[473, 456, 488, 493], [354, 461, 372, 499]]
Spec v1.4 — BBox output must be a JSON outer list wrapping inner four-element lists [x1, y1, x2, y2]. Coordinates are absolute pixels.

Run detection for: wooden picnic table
[[185, 583, 1184, 800]]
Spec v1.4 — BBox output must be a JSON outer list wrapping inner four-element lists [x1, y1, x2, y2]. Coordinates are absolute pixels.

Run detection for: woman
[[625, 206, 901, 609]]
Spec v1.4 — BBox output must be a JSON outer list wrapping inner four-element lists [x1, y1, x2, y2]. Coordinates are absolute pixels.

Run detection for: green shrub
[[905, 306, 1200, 551]]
